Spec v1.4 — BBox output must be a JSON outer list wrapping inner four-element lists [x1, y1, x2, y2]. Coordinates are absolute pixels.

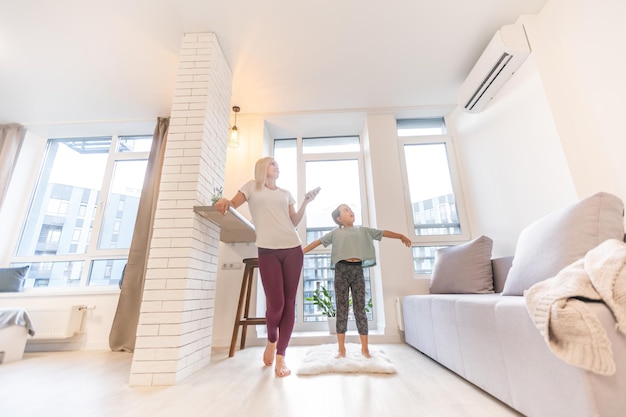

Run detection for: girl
[[303, 204, 411, 357]]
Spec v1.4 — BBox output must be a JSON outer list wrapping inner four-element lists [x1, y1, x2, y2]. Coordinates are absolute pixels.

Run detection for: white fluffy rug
[[296, 343, 397, 376]]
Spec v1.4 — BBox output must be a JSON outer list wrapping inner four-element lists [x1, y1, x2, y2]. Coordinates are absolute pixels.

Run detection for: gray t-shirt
[[319, 226, 384, 268]]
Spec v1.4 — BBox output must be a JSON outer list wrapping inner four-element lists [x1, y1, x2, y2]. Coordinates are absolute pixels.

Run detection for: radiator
[[27, 305, 87, 339]]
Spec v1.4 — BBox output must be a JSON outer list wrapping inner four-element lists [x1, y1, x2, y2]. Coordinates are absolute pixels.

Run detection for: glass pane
[[88, 259, 127, 286], [17, 138, 109, 256], [302, 136, 360, 153], [404, 143, 461, 236], [304, 159, 362, 243], [412, 246, 447, 274], [98, 160, 147, 249], [117, 135, 153, 152], [397, 118, 447, 137], [13, 260, 85, 288], [303, 254, 372, 322], [273, 139, 297, 199], [303, 254, 334, 322]]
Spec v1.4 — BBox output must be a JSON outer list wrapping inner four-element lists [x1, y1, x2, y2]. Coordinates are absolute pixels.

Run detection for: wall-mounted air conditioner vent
[[458, 24, 531, 113]]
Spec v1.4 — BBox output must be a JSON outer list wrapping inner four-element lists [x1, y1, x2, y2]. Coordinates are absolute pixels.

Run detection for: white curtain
[[0, 124, 26, 210]]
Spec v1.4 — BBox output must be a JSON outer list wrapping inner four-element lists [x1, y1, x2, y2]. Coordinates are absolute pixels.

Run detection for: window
[[398, 118, 469, 275], [397, 118, 447, 137], [11, 135, 151, 288], [273, 136, 372, 331]]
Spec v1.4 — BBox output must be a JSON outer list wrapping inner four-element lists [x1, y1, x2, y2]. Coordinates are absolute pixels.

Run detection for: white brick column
[[129, 32, 232, 386]]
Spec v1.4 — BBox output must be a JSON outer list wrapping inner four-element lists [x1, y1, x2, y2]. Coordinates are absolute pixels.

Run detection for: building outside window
[[10, 135, 152, 288]]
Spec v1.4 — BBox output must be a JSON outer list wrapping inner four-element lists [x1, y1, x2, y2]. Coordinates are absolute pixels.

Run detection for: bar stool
[[229, 258, 266, 357]]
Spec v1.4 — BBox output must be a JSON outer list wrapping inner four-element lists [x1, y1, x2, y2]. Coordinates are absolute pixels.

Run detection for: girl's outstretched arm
[[382, 230, 412, 247]]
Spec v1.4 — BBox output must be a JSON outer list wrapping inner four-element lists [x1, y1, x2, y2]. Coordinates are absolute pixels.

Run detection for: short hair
[[331, 204, 347, 227], [254, 157, 273, 190]]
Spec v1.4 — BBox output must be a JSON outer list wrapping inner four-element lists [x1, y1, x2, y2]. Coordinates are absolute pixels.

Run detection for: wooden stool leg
[[240, 265, 255, 350], [229, 263, 252, 357]]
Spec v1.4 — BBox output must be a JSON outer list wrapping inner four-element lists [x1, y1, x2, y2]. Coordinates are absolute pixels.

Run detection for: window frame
[[9, 134, 151, 289], [397, 133, 471, 276], [397, 133, 471, 279]]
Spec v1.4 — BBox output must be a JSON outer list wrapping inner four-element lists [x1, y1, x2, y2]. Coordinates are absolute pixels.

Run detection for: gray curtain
[[109, 117, 169, 352], [0, 124, 26, 210]]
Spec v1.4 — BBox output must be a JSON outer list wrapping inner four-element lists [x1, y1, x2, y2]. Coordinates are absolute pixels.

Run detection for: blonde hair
[[254, 157, 273, 190]]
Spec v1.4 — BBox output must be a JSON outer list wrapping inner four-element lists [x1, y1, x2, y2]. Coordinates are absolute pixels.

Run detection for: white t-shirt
[[239, 180, 302, 249]]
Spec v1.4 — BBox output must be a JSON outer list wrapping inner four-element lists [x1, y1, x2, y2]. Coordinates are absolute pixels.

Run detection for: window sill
[[0, 287, 120, 299], [291, 328, 385, 338]]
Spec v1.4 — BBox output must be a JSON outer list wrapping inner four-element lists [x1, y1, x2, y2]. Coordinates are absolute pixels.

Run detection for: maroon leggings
[[257, 246, 303, 357]]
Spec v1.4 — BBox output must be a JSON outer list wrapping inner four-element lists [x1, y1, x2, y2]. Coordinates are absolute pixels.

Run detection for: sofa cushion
[[492, 256, 514, 293], [455, 295, 513, 404], [502, 192, 624, 296], [430, 235, 494, 294], [0, 266, 29, 292]]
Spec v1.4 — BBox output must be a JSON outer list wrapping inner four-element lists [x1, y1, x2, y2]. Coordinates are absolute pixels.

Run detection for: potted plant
[[211, 186, 223, 205], [306, 286, 336, 333], [307, 286, 336, 317]]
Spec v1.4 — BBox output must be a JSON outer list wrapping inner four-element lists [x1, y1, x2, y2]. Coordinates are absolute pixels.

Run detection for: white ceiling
[[0, 0, 547, 137]]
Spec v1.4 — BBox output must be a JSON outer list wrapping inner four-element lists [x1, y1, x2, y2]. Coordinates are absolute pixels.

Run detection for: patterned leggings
[[334, 262, 368, 335]]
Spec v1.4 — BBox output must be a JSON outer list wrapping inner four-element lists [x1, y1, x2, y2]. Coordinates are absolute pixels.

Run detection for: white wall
[[449, 0, 626, 256], [449, 53, 578, 257], [535, 0, 626, 200]]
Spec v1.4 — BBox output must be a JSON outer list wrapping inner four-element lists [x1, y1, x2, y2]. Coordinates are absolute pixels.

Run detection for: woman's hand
[[304, 186, 321, 202], [213, 197, 231, 214]]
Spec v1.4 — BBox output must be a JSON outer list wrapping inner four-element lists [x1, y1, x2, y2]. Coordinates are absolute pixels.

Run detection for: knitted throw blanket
[[524, 239, 626, 375]]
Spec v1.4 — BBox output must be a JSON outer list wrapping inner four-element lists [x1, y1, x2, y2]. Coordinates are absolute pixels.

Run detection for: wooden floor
[[0, 343, 523, 417]]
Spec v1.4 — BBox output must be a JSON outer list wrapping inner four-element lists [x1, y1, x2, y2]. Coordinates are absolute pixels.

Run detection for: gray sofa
[[402, 192, 626, 417]]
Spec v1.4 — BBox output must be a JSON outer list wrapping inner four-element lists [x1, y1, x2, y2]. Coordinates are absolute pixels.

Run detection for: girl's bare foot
[[359, 335, 371, 358], [263, 341, 276, 366], [274, 354, 291, 377], [336, 334, 346, 359]]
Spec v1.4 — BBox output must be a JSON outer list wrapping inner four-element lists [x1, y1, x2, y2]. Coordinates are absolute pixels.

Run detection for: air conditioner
[[457, 24, 531, 113]]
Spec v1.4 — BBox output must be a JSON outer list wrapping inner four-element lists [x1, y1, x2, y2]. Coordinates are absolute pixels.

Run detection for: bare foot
[[263, 341, 276, 366], [274, 354, 291, 377], [362, 350, 371, 358], [335, 349, 346, 359]]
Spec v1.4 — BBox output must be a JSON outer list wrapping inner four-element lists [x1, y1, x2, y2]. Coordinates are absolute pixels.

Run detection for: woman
[[214, 157, 320, 376]]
